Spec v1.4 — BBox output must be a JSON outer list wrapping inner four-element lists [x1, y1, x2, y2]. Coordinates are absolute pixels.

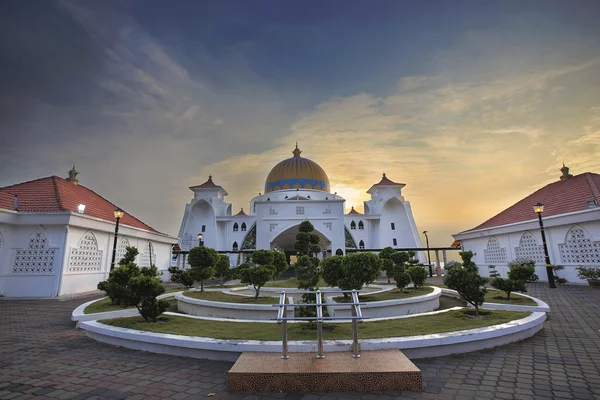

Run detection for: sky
[[1, 0, 600, 248]]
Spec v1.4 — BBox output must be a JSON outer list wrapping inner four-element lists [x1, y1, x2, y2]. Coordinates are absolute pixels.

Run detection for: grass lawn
[[205, 284, 247, 289], [263, 277, 328, 288], [427, 283, 448, 288], [83, 288, 184, 314], [182, 290, 280, 304], [484, 290, 537, 306], [332, 286, 434, 303], [103, 309, 529, 341]]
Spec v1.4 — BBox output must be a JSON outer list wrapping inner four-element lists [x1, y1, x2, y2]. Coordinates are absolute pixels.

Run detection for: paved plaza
[[1, 283, 599, 400]]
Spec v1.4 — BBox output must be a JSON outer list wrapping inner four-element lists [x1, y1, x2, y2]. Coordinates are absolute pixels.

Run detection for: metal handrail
[[273, 289, 367, 359]]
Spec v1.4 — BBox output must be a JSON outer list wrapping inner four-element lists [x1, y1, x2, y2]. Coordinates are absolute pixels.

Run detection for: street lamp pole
[[197, 233, 204, 247], [423, 230, 433, 277], [534, 203, 557, 289], [110, 208, 124, 271]]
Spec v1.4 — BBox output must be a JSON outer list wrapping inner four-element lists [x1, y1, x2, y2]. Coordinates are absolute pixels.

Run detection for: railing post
[[316, 290, 325, 359], [351, 291, 361, 358], [281, 306, 288, 359]]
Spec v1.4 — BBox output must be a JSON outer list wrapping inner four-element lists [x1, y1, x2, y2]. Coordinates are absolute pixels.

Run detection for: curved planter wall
[[176, 292, 294, 320], [79, 311, 546, 362], [327, 287, 442, 318], [72, 292, 179, 322], [441, 288, 551, 312]]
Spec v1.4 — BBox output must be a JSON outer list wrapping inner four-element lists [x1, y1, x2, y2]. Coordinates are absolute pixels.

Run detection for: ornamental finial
[[292, 142, 302, 157], [383, 172, 386, 178], [67, 164, 79, 185]]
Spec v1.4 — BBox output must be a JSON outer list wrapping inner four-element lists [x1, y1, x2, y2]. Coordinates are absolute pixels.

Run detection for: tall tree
[[294, 221, 321, 257]]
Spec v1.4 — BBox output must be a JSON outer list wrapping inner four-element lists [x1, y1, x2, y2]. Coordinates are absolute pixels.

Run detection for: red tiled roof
[[190, 175, 221, 189], [376, 173, 401, 186], [347, 206, 361, 215], [463, 172, 600, 233], [0, 176, 158, 232], [450, 240, 461, 248], [0, 192, 15, 210], [234, 208, 247, 216]]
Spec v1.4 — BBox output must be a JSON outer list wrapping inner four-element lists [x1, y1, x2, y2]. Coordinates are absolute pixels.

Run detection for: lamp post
[[423, 230, 433, 277], [110, 208, 124, 271], [197, 233, 204, 247], [534, 202, 557, 289]]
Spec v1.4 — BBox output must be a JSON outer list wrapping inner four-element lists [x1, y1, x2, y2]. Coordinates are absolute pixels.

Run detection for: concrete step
[[228, 349, 423, 392]]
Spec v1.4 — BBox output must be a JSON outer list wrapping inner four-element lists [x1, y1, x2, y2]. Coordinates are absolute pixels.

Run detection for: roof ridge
[[52, 176, 67, 211], [0, 175, 55, 191]]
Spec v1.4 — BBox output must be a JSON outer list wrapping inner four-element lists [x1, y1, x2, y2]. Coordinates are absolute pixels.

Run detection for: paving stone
[[1, 282, 600, 399]]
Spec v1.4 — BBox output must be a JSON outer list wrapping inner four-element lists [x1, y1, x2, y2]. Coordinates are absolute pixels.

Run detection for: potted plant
[[576, 266, 600, 288]]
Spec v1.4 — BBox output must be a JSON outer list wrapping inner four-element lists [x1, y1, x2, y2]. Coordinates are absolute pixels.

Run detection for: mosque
[[177, 144, 424, 265]]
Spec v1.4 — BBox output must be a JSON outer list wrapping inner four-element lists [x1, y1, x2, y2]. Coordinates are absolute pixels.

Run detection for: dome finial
[[292, 143, 302, 157]]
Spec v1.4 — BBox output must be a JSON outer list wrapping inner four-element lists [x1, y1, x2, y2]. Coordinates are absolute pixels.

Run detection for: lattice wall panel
[[515, 232, 545, 264], [68, 232, 103, 272], [484, 237, 507, 265], [559, 227, 600, 264], [116, 237, 130, 264], [139, 242, 156, 267], [12, 232, 57, 274]]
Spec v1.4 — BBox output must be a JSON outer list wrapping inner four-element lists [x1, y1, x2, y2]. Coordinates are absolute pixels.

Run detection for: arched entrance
[[270, 224, 332, 263]]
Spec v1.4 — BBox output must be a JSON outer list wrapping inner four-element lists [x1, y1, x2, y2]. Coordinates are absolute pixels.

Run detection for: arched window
[[359, 240, 365, 249], [358, 221, 364, 230], [350, 221, 356, 230], [241, 222, 247, 232], [335, 248, 344, 256], [232, 241, 238, 251], [233, 222, 239, 232]]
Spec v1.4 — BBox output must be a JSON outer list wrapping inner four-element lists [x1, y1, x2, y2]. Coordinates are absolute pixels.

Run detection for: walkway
[[0, 283, 599, 399]]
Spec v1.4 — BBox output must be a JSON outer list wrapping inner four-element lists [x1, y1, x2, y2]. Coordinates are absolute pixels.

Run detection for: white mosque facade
[[177, 145, 424, 264]]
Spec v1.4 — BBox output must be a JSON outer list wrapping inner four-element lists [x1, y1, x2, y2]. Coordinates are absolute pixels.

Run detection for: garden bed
[[182, 291, 279, 304], [83, 288, 183, 314], [332, 287, 434, 303], [264, 277, 328, 288], [484, 290, 537, 306], [102, 309, 529, 341]]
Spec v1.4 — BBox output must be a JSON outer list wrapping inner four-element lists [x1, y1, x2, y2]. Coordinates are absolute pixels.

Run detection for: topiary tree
[[379, 247, 397, 283], [168, 266, 195, 289], [295, 255, 320, 290], [294, 221, 321, 257], [98, 247, 141, 305], [444, 260, 461, 273], [393, 268, 412, 292], [552, 265, 568, 285], [168, 266, 183, 283], [188, 246, 218, 292], [407, 265, 428, 288], [491, 277, 526, 299], [391, 251, 410, 269], [272, 250, 289, 276], [98, 246, 169, 322], [459, 250, 478, 273], [508, 259, 539, 283], [321, 255, 345, 288], [337, 252, 382, 297], [444, 251, 488, 317], [215, 254, 232, 286], [235, 250, 281, 299]]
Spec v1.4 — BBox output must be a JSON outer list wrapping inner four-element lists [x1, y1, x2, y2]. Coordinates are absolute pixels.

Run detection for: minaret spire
[[66, 164, 79, 185], [292, 143, 302, 157]]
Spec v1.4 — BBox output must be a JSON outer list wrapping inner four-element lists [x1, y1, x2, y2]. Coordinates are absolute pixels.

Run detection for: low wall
[[327, 287, 442, 318], [441, 288, 551, 312], [79, 310, 546, 361], [176, 292, 294, 320]]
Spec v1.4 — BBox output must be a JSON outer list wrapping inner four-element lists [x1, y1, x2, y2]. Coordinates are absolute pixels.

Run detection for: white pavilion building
[[177, 145, 424, 265], [0, 167, 176, 298], [453, 165, 600, 284]]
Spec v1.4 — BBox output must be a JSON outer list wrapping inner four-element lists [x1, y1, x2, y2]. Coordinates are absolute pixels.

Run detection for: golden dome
[[265, 144, 330, 193]]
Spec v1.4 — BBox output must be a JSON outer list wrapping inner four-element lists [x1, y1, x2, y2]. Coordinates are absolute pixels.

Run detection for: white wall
[[457, 211, 600, 284]]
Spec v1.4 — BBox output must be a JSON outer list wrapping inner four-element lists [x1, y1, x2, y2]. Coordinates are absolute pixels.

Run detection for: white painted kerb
[[71, 292, 180, 322], [79, 311, 546, 361], [441, 288, 551, 312]]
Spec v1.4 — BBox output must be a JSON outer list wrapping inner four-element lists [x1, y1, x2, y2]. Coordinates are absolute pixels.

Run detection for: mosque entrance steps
[[228, 349, 423, 392]]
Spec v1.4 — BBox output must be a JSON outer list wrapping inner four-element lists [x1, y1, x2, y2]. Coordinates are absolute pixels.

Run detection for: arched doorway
[[270, 224, 332, 263]]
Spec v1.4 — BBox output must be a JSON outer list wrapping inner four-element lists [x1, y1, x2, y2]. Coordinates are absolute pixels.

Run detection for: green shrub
[[215, 254, 232, 286], [508, 259, 539, 283], [393, 269, 412, 292], [295, 255, 320, 290], [490, 277, 526, 299], [576, 266, 600, 280], [168, 266, 182, 283], [338, 252, 382, 292], [444, 251, 487, 317], [128, 274, 169, 322], [552, 265, 568, 285], [188, 246, 218, 291], [321, 255, 344, 288], [407, 266, 428, 288], [488, 265, 500, 278]]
